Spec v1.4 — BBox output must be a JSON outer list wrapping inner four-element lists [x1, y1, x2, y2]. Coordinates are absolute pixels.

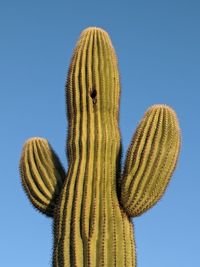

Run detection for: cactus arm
[[20, 137, 66, 217], [119, 105, 181, 217]]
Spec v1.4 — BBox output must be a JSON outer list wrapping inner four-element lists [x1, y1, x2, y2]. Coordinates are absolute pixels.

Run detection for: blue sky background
[[1, 0, 200, 266]]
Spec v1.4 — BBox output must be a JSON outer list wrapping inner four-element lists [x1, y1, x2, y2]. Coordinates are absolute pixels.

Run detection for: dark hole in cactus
[[90, 88, 97, 104]]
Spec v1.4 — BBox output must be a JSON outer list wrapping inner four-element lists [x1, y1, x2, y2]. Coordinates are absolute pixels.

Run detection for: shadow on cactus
[[19, 27, 181, 266]]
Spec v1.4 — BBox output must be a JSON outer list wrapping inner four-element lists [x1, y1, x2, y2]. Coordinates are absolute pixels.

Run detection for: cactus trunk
[[53, 136, 136, 266], [53, 27, 136, 267]]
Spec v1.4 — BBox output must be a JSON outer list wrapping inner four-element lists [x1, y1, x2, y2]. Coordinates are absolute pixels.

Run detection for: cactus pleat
[[120, 105, 181, 217], [20, 137, 66, 217], [19, 27, 181, 267]]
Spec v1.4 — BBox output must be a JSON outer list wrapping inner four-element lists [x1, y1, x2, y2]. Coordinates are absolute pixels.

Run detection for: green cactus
[[19, 27, 181, 267]]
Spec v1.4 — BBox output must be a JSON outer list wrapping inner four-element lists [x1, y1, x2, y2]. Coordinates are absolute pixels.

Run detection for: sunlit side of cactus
[[20, 27, 181, 267]]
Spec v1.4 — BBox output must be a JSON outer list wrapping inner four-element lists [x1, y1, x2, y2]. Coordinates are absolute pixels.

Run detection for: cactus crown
[[66, 27, 120, 116]]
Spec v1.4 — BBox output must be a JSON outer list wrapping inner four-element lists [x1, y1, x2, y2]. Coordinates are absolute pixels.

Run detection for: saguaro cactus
[[19, 27, 181, 267]]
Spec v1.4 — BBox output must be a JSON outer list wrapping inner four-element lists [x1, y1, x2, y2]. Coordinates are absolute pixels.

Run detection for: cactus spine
[[19, 27, 181, 267]]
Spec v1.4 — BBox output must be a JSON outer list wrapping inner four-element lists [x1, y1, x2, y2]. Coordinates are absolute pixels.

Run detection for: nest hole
[[90, 88, 97, 104]]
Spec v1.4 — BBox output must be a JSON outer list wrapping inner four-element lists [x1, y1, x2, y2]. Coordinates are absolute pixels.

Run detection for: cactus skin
[[19, 27, 181, 267]]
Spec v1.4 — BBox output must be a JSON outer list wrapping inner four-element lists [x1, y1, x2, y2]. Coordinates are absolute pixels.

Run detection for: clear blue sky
[[1, 0, 200, 266]]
